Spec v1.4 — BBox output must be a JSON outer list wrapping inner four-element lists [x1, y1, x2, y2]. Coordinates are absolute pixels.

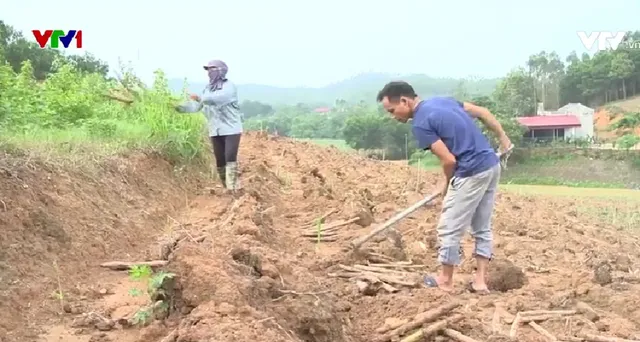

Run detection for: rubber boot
[[225, 162, 240, 191], [216, 167, 226, 188]]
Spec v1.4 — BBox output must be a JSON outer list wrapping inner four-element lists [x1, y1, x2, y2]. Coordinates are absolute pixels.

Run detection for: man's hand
[[439, 181, 449, 198], [189, 94, 201, 101], [428, 140, 456, 199], [498, 134, 513, 154], [463, 102, 512, 153]]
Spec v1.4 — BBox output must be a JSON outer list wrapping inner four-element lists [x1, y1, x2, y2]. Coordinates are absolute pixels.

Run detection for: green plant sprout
[[51, 290, 64, 300], [127, 264, 175, 325], [52, 260, 65, 312]]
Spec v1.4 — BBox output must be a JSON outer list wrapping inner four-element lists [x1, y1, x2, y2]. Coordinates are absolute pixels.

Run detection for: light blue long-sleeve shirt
[[176, 81, 244, 136]]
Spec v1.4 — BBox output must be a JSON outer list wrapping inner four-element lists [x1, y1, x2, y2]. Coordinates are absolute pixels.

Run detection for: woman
[[175, 60, 244, 191]]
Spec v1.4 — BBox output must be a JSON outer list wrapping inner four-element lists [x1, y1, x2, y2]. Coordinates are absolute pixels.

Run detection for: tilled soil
[[2, 131, 640, 342]]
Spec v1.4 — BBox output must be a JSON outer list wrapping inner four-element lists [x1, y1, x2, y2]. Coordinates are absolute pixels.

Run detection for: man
[[376, 81, 512, 293]]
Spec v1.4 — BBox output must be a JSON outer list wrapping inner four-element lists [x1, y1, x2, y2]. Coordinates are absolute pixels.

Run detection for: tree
[[493, 68, 536, 117], [453, 79, 470, 101], [559, 52, 586, 105], [527, 51, 564, 110], [65, 53, 109, 77], [243, 110, 295, 136], [239, 100, 274, 118], [556, 32, 640, 107], [341, 107, 414, 159], [609, 52, 635, 99], [342, 112, 386, 150], [469, 95, 497, 112]]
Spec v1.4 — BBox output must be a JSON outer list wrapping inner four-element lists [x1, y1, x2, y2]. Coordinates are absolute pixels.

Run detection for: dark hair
[[376, 81, 417, 102]]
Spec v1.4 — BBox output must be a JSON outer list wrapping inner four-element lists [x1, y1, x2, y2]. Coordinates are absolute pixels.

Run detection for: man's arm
[[461, 101, 512, 151], [412, 125, 456, 195], [430, 140, 456, 184], [461, 101, 506, 137]]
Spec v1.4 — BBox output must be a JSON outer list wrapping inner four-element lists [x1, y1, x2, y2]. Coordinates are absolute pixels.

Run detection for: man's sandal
[[423, 275, 453, 293], [467, 281, 490, 295], [423, 275, 439, 288]]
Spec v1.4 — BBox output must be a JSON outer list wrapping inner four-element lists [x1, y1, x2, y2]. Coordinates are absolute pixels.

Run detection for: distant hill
[[168, 72, 501, 106], [595, 96, 640, 141]]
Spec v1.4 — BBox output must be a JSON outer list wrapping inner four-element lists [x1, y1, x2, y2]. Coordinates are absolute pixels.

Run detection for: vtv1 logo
[[32, 30, 83, 49], [578, 31, 640, 51]]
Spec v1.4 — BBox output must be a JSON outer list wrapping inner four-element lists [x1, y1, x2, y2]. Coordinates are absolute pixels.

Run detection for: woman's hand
[[190, 94, 201, 101]]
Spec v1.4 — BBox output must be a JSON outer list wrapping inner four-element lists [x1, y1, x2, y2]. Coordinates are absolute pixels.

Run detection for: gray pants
[[437, 164, 501, 265]]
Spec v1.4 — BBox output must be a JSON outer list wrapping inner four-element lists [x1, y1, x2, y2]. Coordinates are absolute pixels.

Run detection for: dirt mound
[[0, 150, 206, 341], [2, 132, 640, 342], [487, 259, 526, 292], [594, 106, 640, 142]]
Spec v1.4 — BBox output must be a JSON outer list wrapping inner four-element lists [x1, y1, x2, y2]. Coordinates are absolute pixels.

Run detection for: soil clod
[[487, 259, 527, 292]]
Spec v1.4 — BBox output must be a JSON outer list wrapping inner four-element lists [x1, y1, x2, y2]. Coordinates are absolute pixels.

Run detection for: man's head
[[376, 81, 419, 122]]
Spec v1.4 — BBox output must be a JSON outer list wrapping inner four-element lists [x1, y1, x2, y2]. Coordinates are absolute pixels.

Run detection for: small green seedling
[[127, 264, 175, 325], [51, 290, 64, 300]]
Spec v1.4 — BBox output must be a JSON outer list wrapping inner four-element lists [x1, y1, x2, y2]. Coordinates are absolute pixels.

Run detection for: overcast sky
[[2, 0, 639, 87]]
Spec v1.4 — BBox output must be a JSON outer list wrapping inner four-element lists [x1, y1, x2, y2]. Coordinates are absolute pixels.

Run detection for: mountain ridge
[[168, 72, 501, 105]]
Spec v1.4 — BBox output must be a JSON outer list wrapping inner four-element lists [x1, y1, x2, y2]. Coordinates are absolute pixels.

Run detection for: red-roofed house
[[313, 107, 332, 114], [517, 103, 595, 141]]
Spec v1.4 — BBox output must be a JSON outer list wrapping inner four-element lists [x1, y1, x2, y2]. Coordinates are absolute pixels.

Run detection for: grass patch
[[501, 184, 640, 232], [501, 176, 626, 189], [500, 152, 640, 189], [0, 61, 209, 165], [409, 150, 440, 170], [512, 153, 579, 166], [1, 122, 209, 163], [500, 184, 640, 199], [408, 151, 636, 188]]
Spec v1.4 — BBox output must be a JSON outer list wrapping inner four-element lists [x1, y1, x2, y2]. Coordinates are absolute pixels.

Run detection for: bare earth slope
[[2, 132, 640, 342]]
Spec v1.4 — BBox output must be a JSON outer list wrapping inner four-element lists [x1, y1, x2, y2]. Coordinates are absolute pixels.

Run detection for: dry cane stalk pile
[[370, 301, 640, 342], [299, 206, 375, 242], [328, 262, 425, 295], [371, 302, 477, 342], [300, 216, 362, 242], [493, 302, 640, 342]]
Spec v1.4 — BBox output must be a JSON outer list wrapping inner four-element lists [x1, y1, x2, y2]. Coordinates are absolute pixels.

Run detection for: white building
[[554, 103, 595, 139], [517, 103, 595, 141]]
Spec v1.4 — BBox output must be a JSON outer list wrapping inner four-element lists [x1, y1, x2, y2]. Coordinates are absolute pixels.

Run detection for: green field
[[500, 184, 640, 200]]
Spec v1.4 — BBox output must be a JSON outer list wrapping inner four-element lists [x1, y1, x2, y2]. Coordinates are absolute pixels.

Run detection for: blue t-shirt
[[412, 97, 498, 178]]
